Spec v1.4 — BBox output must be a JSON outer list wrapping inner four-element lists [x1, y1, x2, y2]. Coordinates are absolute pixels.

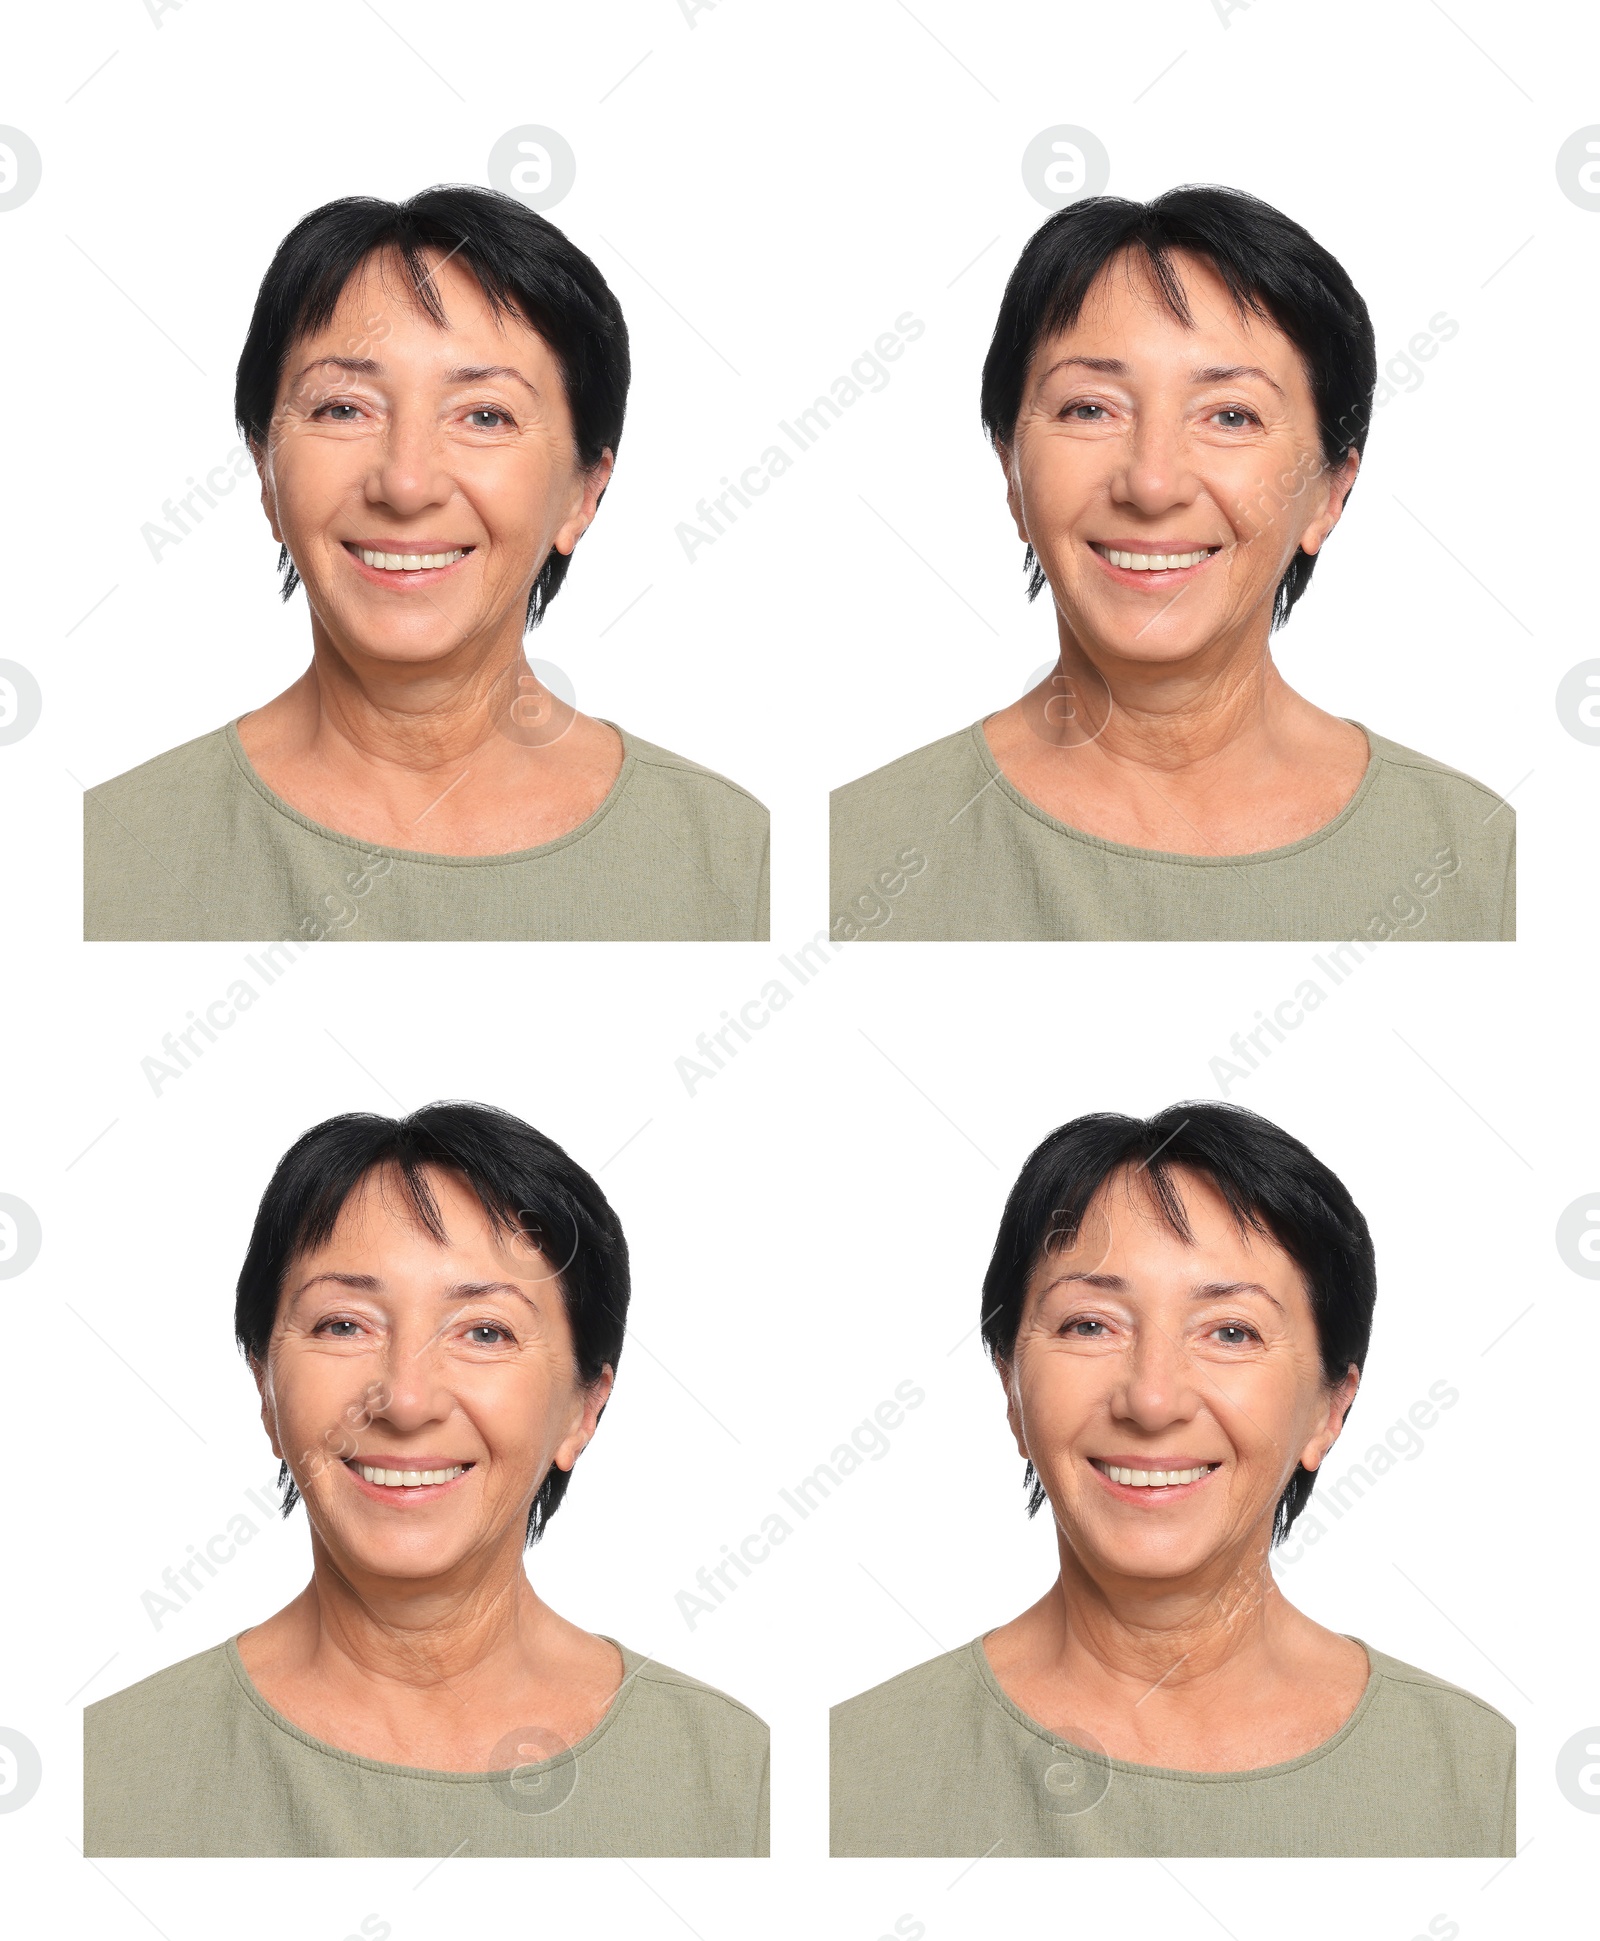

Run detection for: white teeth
[[357, 1464, 466, 1487], [1102, 548, 1211, 571], [1103, 1463, 1212, 1488], [356, 548, 466, 571]]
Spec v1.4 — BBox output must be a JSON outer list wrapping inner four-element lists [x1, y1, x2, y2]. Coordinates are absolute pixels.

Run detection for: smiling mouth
[[1091, 1460, 1220, 1489], [1090, 543, 1222, 573], [344, 543, 474, 573], [346, 1460, 474, 1489]]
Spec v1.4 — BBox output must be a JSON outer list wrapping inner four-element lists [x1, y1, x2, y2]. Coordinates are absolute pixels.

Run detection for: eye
[[1059, 401, 1109, 422], [1211, 407, 1259, 430], [466, 407, 511, 430], [315, 1317, 363, 1338], [466, 1323, 513, 1346], [1058, 1316, 1109, 1337], [313, 401, 362, 422], [1212, 1322, 1259, 1347]]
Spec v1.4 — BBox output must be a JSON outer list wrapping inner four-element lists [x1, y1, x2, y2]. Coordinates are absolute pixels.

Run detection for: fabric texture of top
[[830, 1634, 1514, 1857], [830, 720, 1514, 942], [85, 721, 769, 942], [84, 1634, 769, 1857]]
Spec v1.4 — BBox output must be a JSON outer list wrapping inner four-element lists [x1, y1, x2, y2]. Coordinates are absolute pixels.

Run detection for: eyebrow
[[290, 1271, 539, 1312], [1039, 354, 1286, 398], [1045, 1270, 1285, 1313], [287, 355, 539, 396]]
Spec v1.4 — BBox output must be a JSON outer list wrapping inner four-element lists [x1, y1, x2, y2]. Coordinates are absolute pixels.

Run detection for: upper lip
[[346, 1455, 476, 1469], [343, 539, 475, 554], [1091, 540, 1223, 554], [1092, 1456, 1222, 1469]]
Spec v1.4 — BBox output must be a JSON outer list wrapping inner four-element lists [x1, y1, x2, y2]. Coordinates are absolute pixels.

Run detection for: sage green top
[[84, 722, 769, 942], [84, 1635, 768, 1858], [830, 1636, 1514, 1858], [830, 721, 1514, 942]]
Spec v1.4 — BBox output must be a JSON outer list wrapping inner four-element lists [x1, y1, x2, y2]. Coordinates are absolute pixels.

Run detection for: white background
[[1, 0, 1594, 1935]]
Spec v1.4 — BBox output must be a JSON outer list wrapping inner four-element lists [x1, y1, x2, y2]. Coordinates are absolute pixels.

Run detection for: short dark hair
[[235, 1101, 629, 1545], [979, 1101, 1375, 1543], [979, 185, 1376, 630], [234, 185, 630, 630]]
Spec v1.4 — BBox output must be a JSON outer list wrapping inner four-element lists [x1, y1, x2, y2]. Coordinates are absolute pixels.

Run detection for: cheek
[[270, 439, 354, 531], [1018, 1360, 1098, 1446]]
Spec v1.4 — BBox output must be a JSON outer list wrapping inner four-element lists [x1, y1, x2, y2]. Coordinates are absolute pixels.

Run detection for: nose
[[1109, 406, 1200, 520], [366, 401, 453, 520], [365, 1317, 457, 1435], [1110, 1319, 1202, 1433]]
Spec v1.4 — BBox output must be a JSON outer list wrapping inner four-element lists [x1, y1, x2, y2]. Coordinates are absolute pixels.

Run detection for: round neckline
[[970, 717, 1382, 866], [221, 717, 636, 867], [970, 1631, 1379, 1783], [221, 1632, 640, 1783]]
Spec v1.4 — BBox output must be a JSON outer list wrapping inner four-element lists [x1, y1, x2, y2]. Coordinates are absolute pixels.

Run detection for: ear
[[553, 448, 616, 557], [995, 438, 1028, 545], [554, 1363, 615, 1472], [1298, 446, 1359, 558], [1299, 1362, 1360, 1474]]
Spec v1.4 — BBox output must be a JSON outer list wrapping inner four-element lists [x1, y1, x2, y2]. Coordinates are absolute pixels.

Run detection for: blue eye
[[467, 408, 509, 429]]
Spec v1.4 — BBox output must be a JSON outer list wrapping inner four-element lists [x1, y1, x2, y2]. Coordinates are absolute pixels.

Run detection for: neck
[[1033, 614, 1298, 776], [1037, 1532, 1289, 1701], [289, 607, 549, 781], [287, 1525, 550, 1696]]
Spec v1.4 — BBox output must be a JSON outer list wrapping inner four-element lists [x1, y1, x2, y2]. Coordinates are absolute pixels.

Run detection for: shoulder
[[832, 1644, 981, 1749], [832, 725, 985, 821], [617, 730, 768, 829], [1362, 1644, 1516, 1752], [86, 1640, 237, 1758], [617, 1647, 769, 1759], [1360, 727, 1514, 825], [85, 725, 236, 817]]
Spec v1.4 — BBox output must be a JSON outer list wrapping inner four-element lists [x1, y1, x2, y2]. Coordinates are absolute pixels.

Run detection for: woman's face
[[256, 251, 612, 668], [255, 1165, 610, 1584], [1000, 248, 1357, 670], [1002, 1166, 1356, 1587]]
